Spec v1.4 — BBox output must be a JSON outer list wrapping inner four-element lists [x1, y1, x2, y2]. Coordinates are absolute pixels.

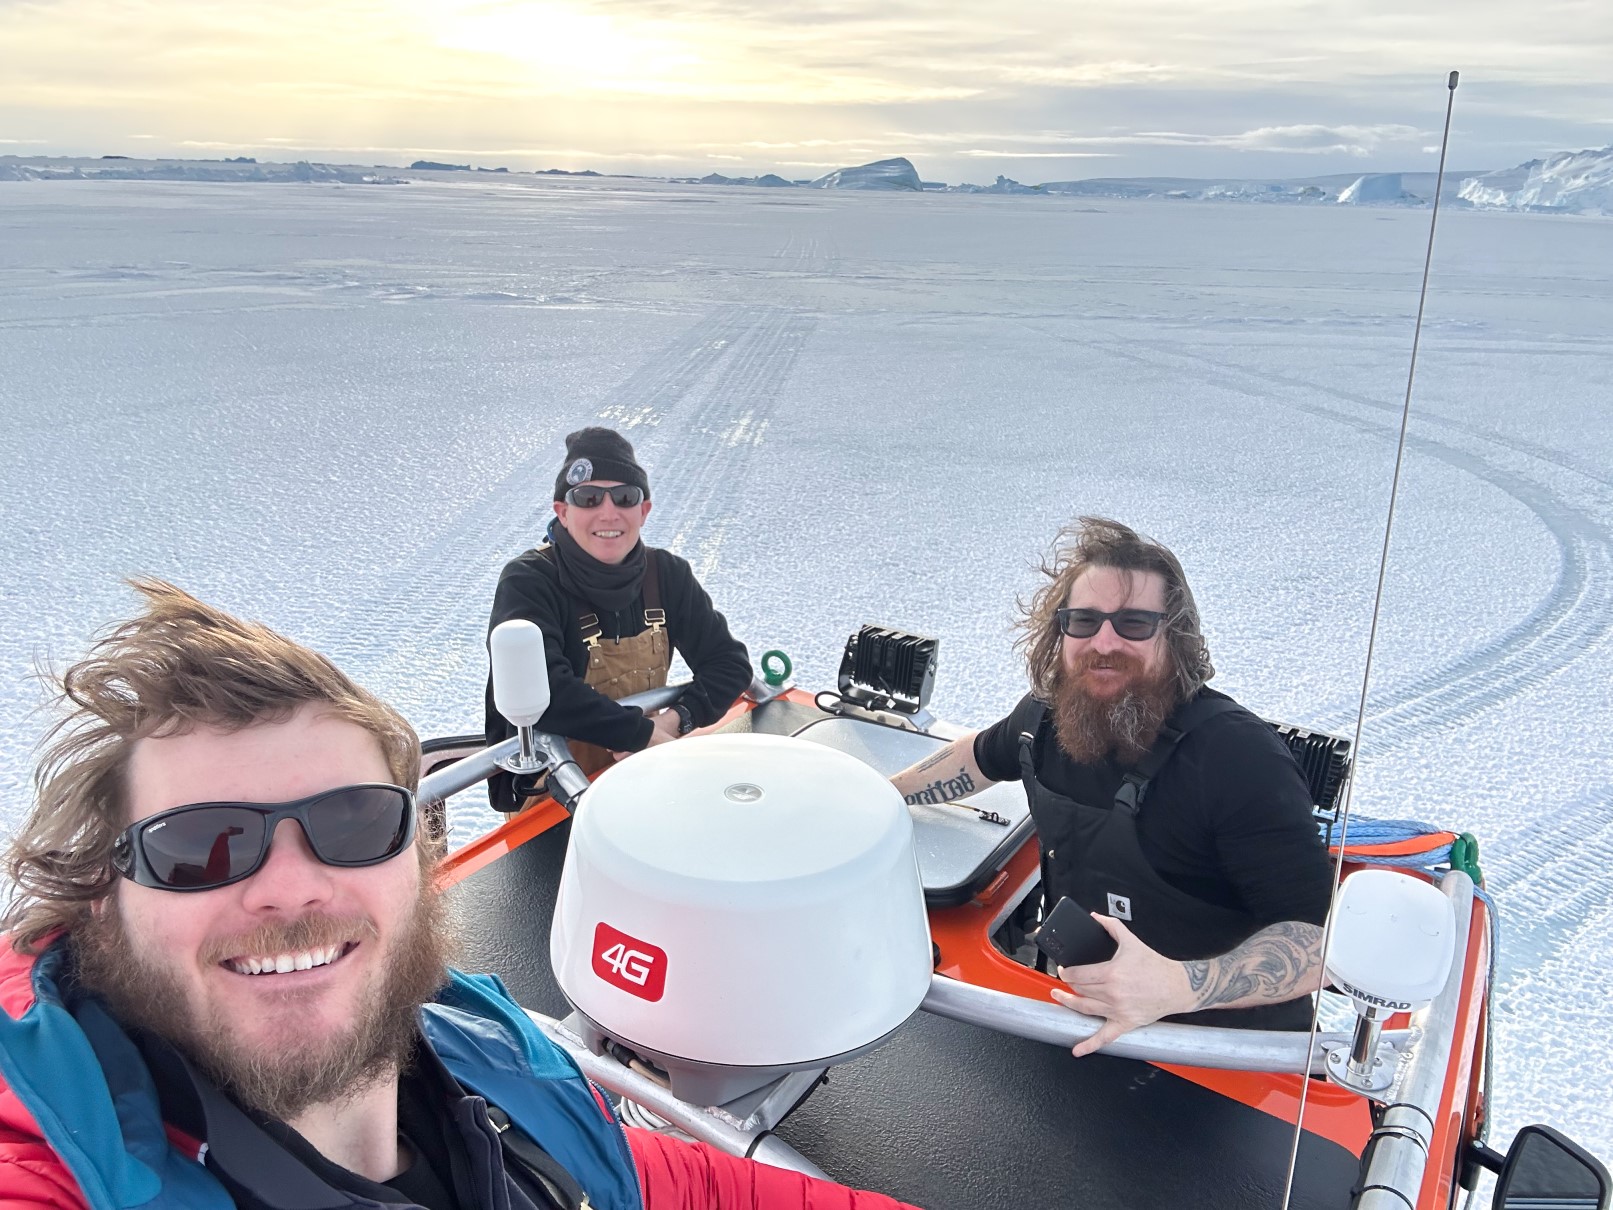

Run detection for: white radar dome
[[1327, 868, 1456, 1012], [551, 733, 932, 1104]]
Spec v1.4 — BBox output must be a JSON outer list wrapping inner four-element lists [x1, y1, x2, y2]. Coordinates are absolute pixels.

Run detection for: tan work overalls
[[516, 552, 670, 811]]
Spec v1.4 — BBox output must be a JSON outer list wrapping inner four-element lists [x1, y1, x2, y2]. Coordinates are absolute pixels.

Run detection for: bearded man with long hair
[[891, 518, 1334, 1054]]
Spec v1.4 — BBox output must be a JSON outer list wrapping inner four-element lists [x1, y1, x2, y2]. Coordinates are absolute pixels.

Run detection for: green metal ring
[[760, 649, 793, 686]]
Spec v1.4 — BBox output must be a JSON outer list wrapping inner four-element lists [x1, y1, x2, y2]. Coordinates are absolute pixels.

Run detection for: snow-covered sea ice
[[1, 173, 1610, 1181]]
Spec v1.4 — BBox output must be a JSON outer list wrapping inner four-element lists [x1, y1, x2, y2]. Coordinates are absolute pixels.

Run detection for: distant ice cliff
[[1459, 147, 1613, 215], [0, 158, 402, 185]]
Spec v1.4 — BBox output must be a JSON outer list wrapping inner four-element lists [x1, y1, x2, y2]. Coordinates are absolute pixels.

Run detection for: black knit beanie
[[553, 427, 651, 501]]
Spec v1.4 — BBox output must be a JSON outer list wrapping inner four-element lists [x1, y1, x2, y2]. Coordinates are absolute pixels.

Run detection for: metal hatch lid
[[786, 714, 1034, 908]]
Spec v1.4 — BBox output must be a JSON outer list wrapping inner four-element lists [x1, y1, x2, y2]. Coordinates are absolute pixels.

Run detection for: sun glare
[[436, 2, 695, 91]]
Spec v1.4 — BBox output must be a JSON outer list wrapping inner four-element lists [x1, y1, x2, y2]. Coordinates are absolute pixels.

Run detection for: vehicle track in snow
[[1476, 782, 1613, 973], [600, 233, 825, 575], [639, 306, 817, 578], [1073, 331, 1613, 749]]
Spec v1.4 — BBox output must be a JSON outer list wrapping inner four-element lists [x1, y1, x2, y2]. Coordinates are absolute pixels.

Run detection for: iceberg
[[1336, 174, 1418, 205], [0, 156, 403, 185], [1459, 146, 1613, 215], [809, 157, 922, 191], [681, 172, 796, 188], [950, 175, 1042, 195]]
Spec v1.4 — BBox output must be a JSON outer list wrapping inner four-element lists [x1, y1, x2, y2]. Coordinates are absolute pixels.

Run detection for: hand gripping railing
[[920, 975, 1415, 1075]]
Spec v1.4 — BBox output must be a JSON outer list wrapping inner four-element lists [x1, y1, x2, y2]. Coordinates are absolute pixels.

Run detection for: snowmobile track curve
[[1074, 330, 1613, 749]]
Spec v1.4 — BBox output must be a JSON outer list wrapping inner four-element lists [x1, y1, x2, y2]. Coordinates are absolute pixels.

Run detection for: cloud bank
[[1, 0, 1607, 179]]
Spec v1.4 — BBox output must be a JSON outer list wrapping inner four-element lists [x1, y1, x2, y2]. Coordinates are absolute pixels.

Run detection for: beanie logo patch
[[565, 458, 594, 486]]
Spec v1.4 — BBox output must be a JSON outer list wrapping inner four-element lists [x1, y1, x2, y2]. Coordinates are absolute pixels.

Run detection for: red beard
[[73, 887, 452, 1123], [1051, 650, 1180, 765]]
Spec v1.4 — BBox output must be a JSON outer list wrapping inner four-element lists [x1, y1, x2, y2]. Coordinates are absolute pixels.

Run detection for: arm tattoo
[[903, 767, 977, 806], [1182, 922, 1324, 1011], [913, 745, 958, 774]]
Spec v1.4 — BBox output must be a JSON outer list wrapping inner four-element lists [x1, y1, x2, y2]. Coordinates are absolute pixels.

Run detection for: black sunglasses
[[111, 783, 417, 893], [1056, 607, 1167, 641], [564, 483, 644, 509]]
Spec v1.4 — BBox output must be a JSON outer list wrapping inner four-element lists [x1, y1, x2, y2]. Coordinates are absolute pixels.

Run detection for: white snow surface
[[2, 176, 1612, 1181], [1460, 146, 1613, 214]]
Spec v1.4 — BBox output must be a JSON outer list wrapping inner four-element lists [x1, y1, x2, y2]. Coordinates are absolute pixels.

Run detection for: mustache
[[1067, 650, 1146, 677], [198, 914, 379, 965]]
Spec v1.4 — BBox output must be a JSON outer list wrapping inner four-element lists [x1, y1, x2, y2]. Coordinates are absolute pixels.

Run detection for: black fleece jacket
[[484, 544, 752, 811]]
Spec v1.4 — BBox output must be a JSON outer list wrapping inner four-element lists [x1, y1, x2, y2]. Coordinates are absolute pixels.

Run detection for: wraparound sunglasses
[[111, 783, 416, 892], [564, 483, 645, 509]]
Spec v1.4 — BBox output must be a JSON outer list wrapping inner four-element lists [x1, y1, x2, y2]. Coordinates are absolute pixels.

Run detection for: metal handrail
[[1353, 870, 1476, 1208], [529, 1010, 831, 1178], [921, 974, 1414, 1075], [417, 681, 694, 806]]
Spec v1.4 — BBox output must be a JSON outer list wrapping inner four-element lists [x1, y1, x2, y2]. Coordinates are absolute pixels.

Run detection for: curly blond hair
[[3, 580, 421, 952], [1015, 517, 1215, 702]]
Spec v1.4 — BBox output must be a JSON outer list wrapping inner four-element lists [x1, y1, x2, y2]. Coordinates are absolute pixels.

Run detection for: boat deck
[[447, 820, 1363, 1209]]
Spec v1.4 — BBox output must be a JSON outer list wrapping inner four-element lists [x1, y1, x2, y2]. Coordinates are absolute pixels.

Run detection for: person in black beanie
[[484, 426, 753, 812]]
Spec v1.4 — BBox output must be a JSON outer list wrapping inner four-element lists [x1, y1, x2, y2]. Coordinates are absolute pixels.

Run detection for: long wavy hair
[[1015, 517, 1215, 703], [2, 579, 423, 953]]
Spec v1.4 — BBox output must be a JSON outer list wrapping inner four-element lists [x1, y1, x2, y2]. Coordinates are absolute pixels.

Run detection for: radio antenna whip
[[1279, 69, 1461, 1210]]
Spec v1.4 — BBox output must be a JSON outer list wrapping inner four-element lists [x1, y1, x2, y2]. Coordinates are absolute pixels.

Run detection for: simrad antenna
[[1279, 69, 1462, 1210]]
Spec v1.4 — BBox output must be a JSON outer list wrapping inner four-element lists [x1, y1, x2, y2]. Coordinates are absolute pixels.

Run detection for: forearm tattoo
[[1182, 922, 1324, 1011], [904, 767, 976, 806]]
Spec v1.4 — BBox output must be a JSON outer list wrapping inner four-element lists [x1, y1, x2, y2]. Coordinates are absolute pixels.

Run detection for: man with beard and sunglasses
[[0, 581, 921, 1210], [484, 426, 751, 813], [890, 517, 1332, 1055]]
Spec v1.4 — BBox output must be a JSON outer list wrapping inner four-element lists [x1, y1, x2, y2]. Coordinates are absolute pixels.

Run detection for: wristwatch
[[672, 703, 697, 736]]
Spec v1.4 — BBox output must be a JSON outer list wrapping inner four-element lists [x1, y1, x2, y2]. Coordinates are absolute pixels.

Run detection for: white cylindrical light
[[490, 620, 551, 728]]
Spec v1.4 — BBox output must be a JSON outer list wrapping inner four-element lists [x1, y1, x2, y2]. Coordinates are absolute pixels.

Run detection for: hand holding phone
[[1035, 896, 1119, 969]]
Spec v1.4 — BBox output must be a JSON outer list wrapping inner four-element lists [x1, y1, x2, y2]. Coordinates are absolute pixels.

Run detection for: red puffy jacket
[[628, 1129, 921, 1210], [0, 1112, 920, 1210], [0, 949, 919, 1209]]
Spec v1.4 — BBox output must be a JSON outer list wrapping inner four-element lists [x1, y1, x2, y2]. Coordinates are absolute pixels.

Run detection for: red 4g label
[[592, 922, 667, 1002]]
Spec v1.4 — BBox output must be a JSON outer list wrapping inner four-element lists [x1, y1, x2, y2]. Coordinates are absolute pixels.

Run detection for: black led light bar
[[1271, 722, 1353, 818], [837, 625, 939, 715]]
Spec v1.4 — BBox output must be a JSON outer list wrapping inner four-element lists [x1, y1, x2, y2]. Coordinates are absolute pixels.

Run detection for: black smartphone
[[1035, 896, 1119, 969]]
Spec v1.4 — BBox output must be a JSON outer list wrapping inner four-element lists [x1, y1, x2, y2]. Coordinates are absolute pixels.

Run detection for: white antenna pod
[[491, 620, 551, 773], [492, 620, 550, 726]]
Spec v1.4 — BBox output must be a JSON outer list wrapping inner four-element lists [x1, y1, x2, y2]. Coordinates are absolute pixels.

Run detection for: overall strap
[[487, 1103, 590, 1210], [575, 606, 603, 651], [1017, 699, 1050, 785], [1114, 696, 1241, 817], [642, 549, 665, 633]]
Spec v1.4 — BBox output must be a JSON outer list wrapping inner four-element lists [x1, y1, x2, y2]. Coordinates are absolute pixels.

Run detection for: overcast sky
[[3, 0, 1609, 182]]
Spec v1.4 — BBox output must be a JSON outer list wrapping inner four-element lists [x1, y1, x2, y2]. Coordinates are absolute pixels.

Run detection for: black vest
[[1019, 693, 1312, 1031]]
